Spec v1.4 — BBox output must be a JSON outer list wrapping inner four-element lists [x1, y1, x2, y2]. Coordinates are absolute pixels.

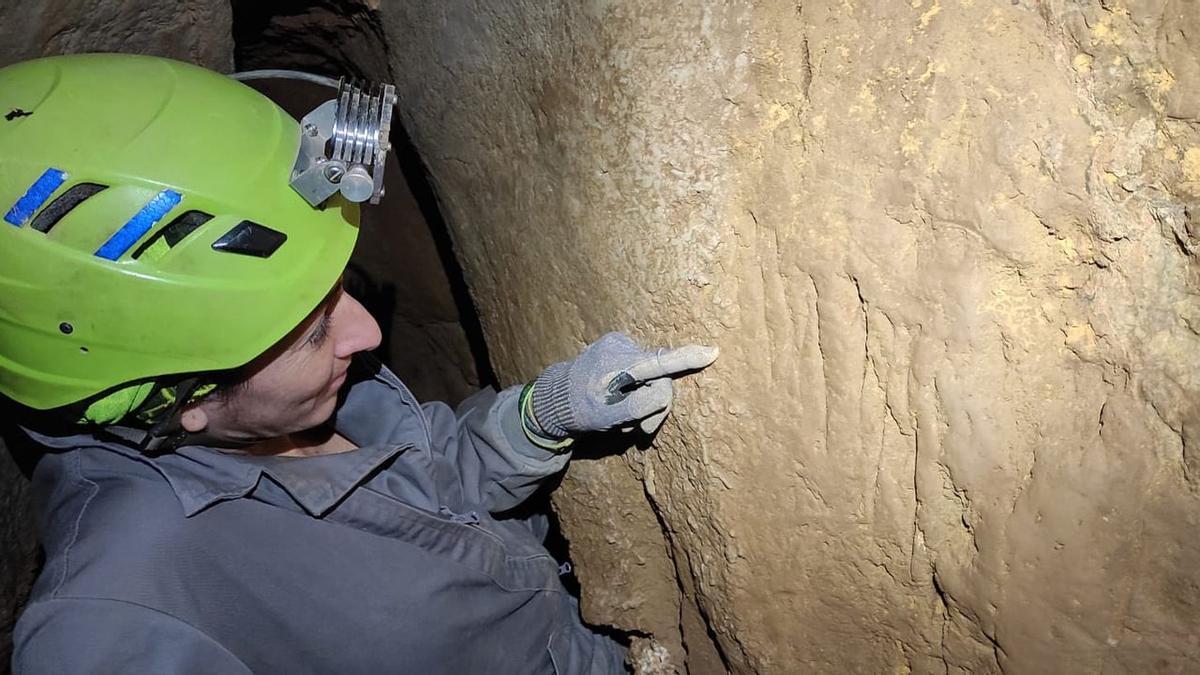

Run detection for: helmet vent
[[211, 221, 287, 258], [132, 210, 213, 259], [30, 183, 107, 233]]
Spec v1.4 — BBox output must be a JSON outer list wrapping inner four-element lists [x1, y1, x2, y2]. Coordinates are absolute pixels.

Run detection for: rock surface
[[0, 1, 233, 72], [383, 2, 1200, 673]]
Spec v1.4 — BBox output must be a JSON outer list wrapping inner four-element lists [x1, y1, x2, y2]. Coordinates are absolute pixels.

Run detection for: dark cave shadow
[[571, 430, 656, 460], [342, 262, 398, 370], [0, 416, 48, 675], [390, 119, 498, 389]]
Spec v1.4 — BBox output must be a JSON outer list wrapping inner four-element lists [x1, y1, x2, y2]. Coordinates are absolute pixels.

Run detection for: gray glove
[[529, 332, 719, 439]]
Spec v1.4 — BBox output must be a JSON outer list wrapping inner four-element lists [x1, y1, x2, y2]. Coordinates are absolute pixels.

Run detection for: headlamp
[[231, 69, 397, 207]]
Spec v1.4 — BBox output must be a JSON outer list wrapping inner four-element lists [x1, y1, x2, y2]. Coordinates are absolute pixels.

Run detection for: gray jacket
[[11, 355, 627, 674]]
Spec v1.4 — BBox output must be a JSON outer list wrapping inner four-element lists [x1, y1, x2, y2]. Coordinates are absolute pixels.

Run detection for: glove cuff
[[519, 382, 574, 450], [531, 361, 575, 438]]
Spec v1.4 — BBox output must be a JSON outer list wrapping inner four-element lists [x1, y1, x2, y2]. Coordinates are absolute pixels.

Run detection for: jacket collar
[[22, 355, 431, 517]]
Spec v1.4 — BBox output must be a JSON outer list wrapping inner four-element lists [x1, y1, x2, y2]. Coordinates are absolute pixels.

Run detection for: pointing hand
[[526, 332, 719, 440]]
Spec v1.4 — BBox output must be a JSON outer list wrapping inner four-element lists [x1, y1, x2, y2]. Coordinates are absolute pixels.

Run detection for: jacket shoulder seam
[[51, 451, 101, 597], [22, 595, 250, 668]]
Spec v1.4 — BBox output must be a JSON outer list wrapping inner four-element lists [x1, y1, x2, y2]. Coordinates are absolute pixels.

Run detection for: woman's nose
[[332, 292, 383, 359]]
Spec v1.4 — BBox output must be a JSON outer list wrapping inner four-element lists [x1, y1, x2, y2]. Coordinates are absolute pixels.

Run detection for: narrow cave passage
[[230, 0, 495, 405]]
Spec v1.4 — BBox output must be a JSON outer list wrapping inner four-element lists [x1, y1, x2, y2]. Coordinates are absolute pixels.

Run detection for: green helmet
[[0, 54, 359, 415]]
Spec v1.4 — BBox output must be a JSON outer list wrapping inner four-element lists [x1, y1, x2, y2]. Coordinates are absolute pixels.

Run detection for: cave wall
[[0, 1, 233, 71], [383, 2, 1200, 673]]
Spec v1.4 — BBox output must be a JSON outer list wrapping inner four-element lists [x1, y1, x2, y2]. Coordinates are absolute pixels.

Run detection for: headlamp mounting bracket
[[289, 78, 397, 207]]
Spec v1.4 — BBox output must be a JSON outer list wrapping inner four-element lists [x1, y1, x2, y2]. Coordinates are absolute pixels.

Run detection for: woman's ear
[[180, 404, 209, 433]]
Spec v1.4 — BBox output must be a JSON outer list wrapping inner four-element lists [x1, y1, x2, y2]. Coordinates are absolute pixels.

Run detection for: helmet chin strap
[[98, 377, 234, 455]]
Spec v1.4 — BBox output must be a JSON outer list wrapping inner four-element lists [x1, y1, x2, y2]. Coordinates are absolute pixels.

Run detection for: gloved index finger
[[623, 344, 719, 382]]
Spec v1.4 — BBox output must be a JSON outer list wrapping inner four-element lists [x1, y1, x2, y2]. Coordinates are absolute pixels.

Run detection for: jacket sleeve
[[422, 384, 571, 513], [14, 597, 252, 674]]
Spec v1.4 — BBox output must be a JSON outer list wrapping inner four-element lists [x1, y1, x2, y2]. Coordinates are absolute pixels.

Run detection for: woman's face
[[180, 281, 382, 444]]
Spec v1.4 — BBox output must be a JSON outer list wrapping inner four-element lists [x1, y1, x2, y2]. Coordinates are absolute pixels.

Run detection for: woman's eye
[[306, 315, 332, 347]]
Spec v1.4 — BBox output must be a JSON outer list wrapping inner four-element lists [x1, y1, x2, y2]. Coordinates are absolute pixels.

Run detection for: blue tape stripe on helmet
[[4, 168, 68, 227], [95, 190, 183, 260]]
